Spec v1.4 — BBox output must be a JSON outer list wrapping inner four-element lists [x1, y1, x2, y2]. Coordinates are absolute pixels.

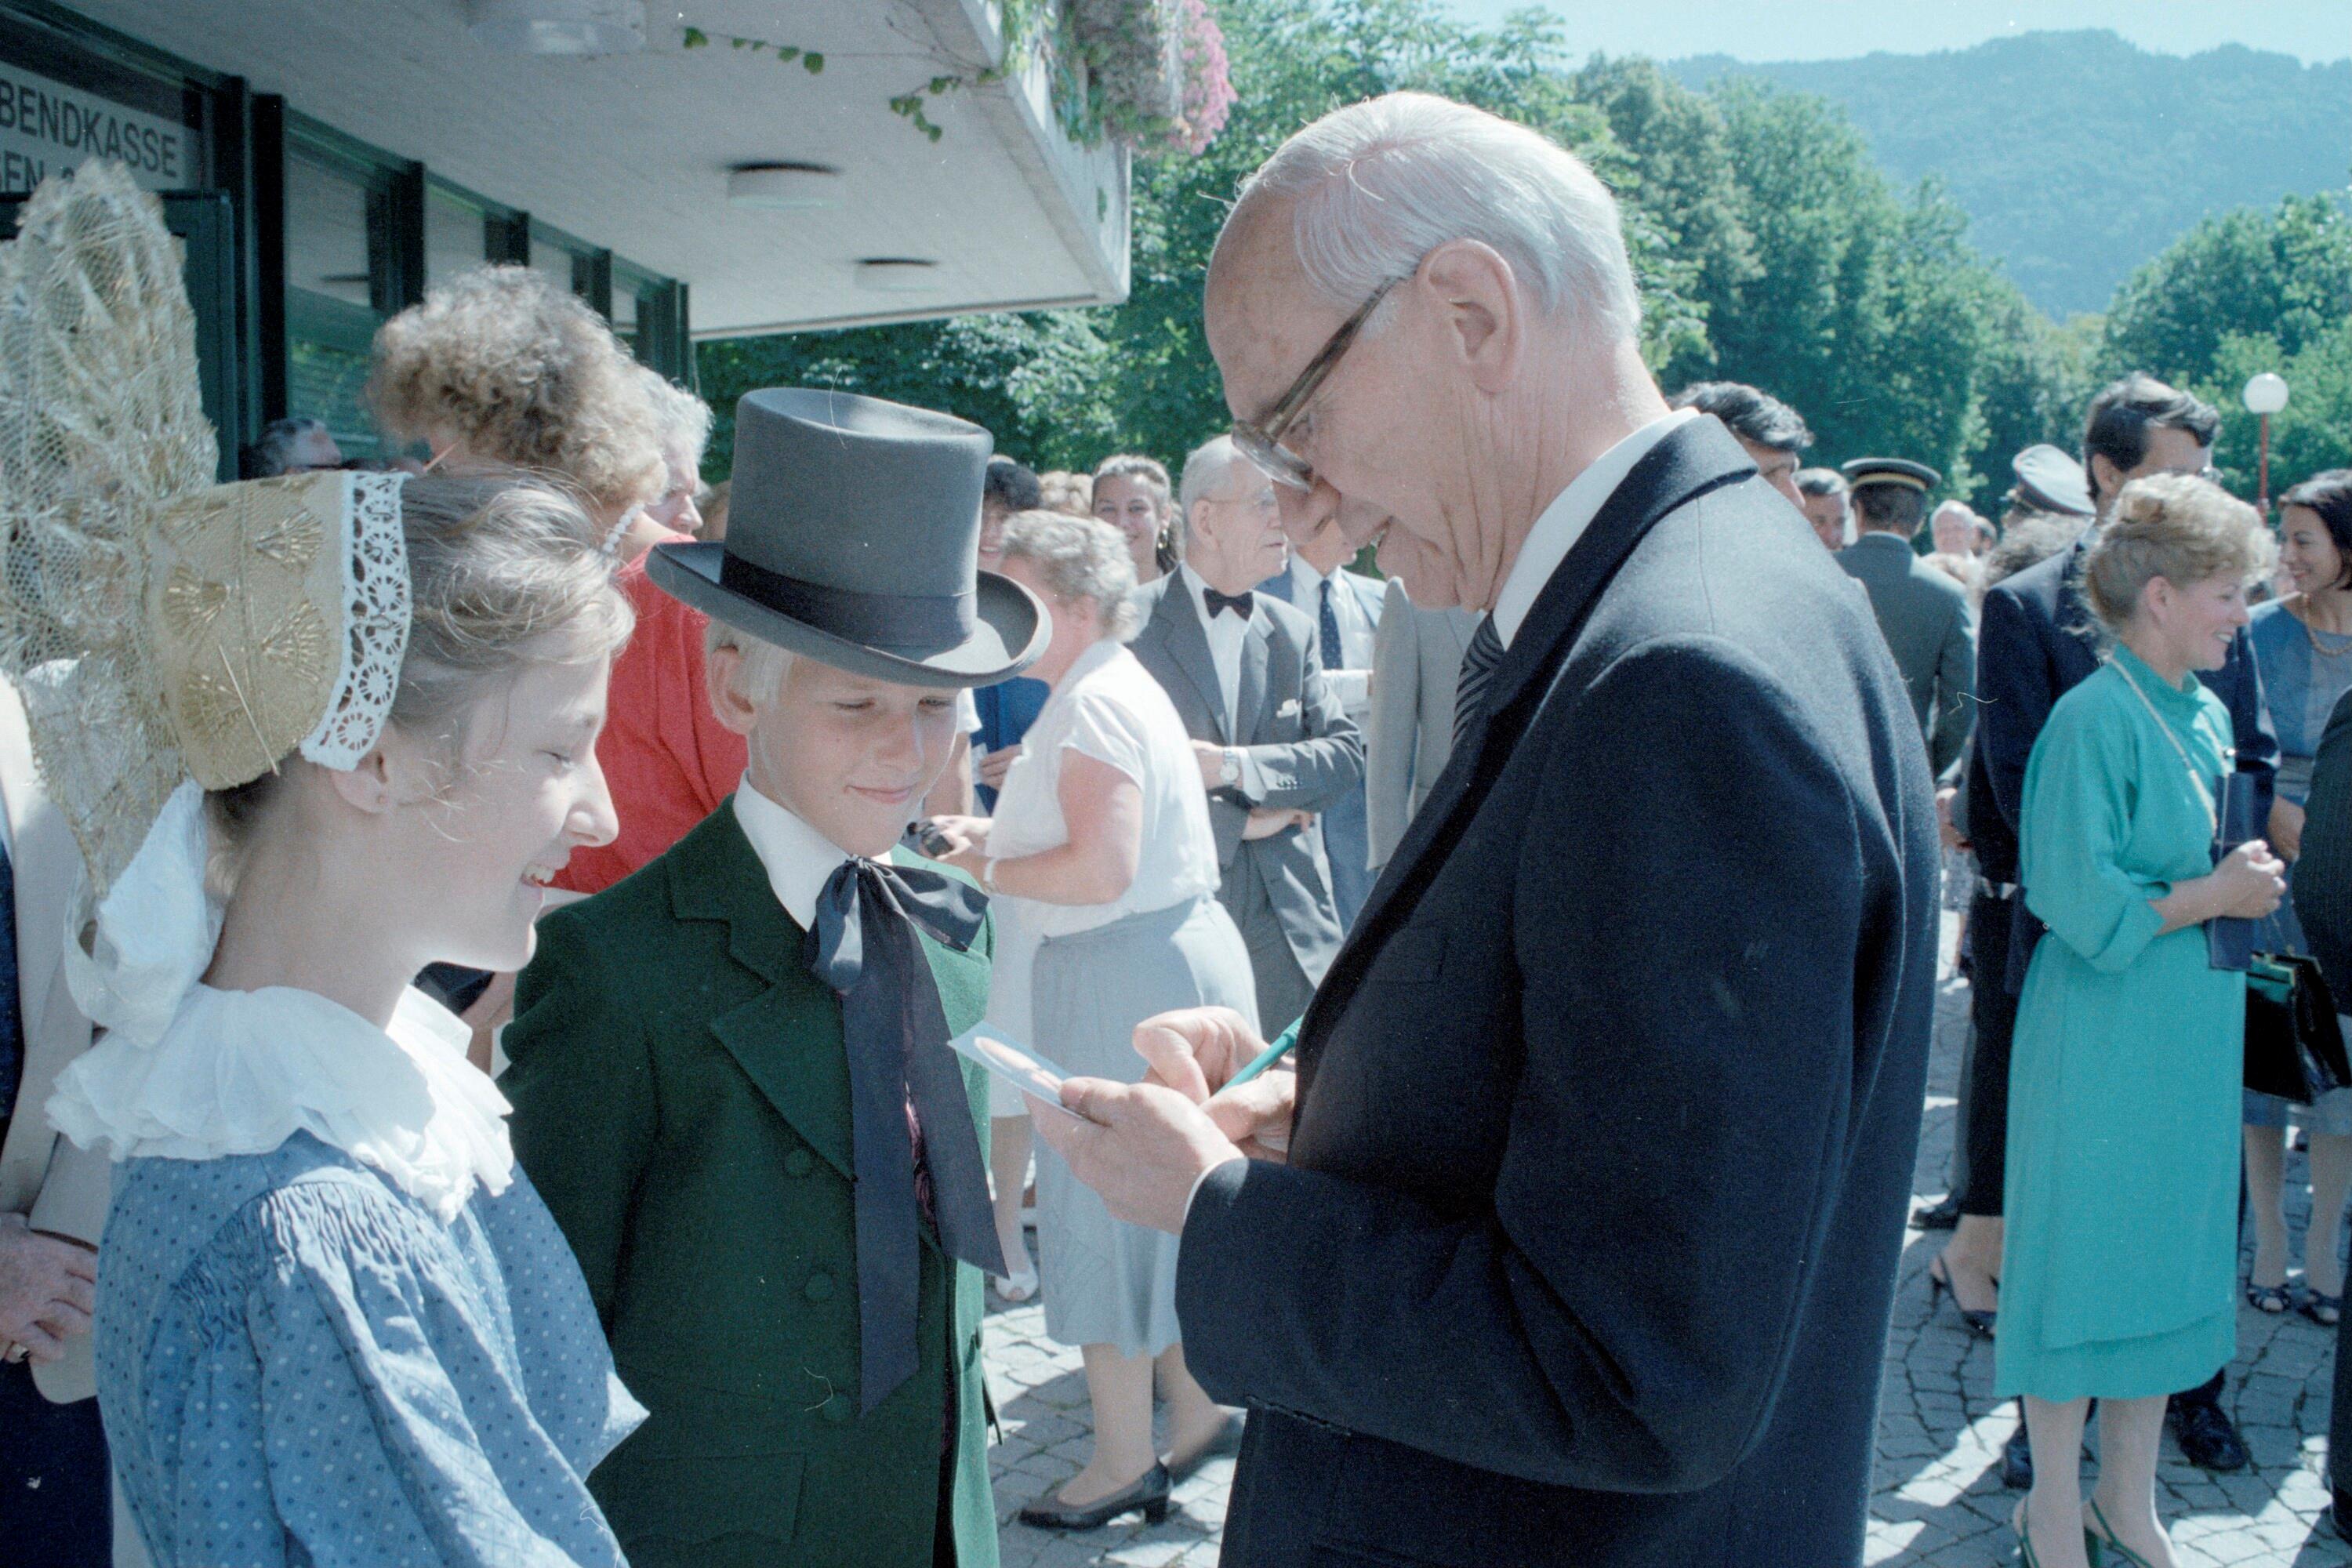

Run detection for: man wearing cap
[[502, 390, 1047, 1568], [1838, 458, 1976, 779]]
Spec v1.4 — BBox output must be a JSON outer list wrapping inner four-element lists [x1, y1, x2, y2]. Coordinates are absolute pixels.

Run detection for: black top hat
[[1839, 456, 1942, 493], [647, 389, 1046, 688]]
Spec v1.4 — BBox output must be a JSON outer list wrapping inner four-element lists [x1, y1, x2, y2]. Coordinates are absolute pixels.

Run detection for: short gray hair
[[1230, 92, 1642, 343], [999, 510, 1143, 641], [1178, 435, 1261, 517], [703, 617, 794, 706]]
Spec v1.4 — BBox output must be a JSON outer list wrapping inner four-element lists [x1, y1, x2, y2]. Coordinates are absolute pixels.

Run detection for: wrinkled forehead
[[1205, 198, 1352, 421]]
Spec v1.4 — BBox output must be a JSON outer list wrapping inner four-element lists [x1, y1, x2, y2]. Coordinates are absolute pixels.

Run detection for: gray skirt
[[1031, 895, 1258, 1356]]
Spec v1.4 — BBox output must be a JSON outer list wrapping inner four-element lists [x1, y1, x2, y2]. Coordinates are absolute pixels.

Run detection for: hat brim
[[644, 541, 1047, 689]]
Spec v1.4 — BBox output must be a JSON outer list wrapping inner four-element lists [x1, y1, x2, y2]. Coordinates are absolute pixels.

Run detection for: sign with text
[[0, 67, 199, 194]]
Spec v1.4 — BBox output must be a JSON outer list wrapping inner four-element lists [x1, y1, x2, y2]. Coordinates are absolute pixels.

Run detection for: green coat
[[503, 800, 999, 1568]]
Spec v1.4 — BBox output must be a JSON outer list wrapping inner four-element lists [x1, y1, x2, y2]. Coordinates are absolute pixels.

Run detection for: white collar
[[1490, 408, 1696, 648], [1289, 554, 1342, 592], [49, 984, 513, 1221], [47, 779, 512, 1219], [733, 775, 857, 931]]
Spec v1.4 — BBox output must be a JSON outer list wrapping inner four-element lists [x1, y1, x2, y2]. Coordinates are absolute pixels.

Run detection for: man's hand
[[1192, 740, 1230, 793], [2270, 797, 2307, 863], [976, 745, 1022, 792], [1133, 1007, 1294, 1159], [1935, 786, 1967, 852], [1241, 808, 1312, 842], [1026, 1080, 1246, 1235], [0, 1214, 96, 1365]]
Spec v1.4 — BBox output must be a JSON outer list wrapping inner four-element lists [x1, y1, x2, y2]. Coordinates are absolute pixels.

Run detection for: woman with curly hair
[[368, 265, 666, 533]]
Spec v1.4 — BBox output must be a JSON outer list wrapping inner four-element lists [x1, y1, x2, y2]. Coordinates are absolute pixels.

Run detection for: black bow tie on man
[[806, 856, 1005, 1411], [1204, 586, 1255, 619]]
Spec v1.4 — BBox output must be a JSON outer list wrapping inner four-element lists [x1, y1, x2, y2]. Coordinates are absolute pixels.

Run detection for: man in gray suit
[[1838, 457, 1976, 778], [1259, 509, 1385, 927], [1364, 576, 1478, 871], [1132, 437, 1363, 1034]]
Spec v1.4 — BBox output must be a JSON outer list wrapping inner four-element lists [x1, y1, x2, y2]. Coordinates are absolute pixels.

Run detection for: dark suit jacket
[[1127, 575, 1363, 985], [2295, 686, 2352, 1005], [1838, 532, 1976, 778], [1976, 535, 2276, 988], [1176, 419, 1940, 1568], [502, 802, 999, 1568]]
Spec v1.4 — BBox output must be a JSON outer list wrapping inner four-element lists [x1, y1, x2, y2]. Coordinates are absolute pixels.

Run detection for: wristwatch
[[1218, 748, 1241, 787]]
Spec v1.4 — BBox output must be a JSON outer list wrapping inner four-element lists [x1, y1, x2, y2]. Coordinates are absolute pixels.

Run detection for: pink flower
[[1170, 0, 1233, 155]]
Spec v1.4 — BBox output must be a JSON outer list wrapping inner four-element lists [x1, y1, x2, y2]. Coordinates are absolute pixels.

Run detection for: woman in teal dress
[[1999, 473, 2284, 1568]]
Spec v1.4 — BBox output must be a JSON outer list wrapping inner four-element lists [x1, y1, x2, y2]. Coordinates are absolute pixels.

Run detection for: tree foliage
[[696, 2, 2349, 525]]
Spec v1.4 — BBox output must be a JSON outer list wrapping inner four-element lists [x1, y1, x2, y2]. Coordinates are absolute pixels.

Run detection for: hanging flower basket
[[1065, 0, 1231, 155]]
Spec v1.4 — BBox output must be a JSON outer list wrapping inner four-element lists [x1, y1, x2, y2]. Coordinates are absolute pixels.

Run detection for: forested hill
[[1669, 30, 2351, 319]]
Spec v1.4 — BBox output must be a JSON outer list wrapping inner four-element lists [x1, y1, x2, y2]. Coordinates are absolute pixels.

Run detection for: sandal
[[1929, 1255, 1996, 1338], [2085, 1498, 2157, 1568], [2245, 1280, 2295, 1314], [2302, 1288, 2342, 1327]]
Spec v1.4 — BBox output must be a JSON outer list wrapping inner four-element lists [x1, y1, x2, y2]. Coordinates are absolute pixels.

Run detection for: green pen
[[1210, 1023, 1299, 1098]]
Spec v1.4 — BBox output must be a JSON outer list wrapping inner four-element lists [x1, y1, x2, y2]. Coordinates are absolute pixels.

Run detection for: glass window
[[609, 284, 639, 358], [425, 187, 488, 292], [531, 231, 583, 299], [285, 151, 386, 459]]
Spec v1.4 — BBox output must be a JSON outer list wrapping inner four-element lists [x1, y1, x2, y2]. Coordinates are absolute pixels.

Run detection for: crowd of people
[[1, 88, 2348, 1568]]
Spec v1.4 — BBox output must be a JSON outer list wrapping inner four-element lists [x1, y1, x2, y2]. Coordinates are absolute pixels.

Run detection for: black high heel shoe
[[1929, 1255, 1996, 1338], [1017, 1463, 1173, 1530]]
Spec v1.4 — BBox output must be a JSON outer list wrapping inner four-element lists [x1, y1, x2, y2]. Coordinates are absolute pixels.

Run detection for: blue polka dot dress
[[96, 1132, 645, 1566]]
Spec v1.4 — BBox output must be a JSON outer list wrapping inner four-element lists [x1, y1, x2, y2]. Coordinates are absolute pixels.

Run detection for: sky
[[1431, 1, 2352, 64]]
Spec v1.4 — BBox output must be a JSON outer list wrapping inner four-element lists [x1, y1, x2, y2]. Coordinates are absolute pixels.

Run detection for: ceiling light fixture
[[726, 164, 844, 211], [466, 0, 647, 56]]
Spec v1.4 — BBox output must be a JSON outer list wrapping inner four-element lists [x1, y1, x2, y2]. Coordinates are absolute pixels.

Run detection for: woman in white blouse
[[927, 510, 1258, 1530]]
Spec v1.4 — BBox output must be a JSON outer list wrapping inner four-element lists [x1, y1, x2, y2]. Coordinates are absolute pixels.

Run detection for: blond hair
[[2080, 473, 2275, 633], [368, 266, 666, 514], [1037, 470, 1092, 517]]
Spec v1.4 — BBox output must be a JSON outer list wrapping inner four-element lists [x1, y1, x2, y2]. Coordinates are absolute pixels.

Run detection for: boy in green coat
[[503, 389, 1048, 1568]]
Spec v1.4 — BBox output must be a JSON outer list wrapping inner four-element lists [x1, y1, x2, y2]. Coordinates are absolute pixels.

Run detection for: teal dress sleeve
[[237, 1178, 628, 1568], [2020, 688, 2171, 974]]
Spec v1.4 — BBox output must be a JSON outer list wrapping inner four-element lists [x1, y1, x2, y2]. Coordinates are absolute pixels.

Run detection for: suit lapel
[[1236, 611, 1272, 739], [1300, 421, 1757, 1075], [0, 677, 90, 1210], [1152, 580, 1231, 742], [668, 803, 858, 1180]]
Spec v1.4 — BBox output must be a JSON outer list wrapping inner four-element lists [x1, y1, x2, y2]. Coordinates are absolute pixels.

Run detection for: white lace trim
[[300, 470, 411, 770]]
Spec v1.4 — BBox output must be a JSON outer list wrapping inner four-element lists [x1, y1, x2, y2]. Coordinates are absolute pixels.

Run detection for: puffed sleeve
[[240, 1178, 626, 1568], [2020, 688, 2169, 973]]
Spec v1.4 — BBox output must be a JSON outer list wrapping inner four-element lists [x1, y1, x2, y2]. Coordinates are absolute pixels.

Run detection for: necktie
[[806, 857, 1006, 1411], [1319, 577, 1344, 672], [1204, 586, 1254, 619], [1451, 615, 1505, 756]]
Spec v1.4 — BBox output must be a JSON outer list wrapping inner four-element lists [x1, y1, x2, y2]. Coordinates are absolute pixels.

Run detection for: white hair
[[998, 510, 1145, 641], [1178, 434, 1260, 516], [704, 617, 794, 706], [1230, 92, 1642, 343]]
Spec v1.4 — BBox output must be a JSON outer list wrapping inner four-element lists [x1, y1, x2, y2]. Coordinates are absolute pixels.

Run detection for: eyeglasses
[[1229, 274, 1406, 492]]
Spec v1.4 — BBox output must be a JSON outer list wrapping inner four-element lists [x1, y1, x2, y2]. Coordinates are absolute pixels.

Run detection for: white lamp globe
[[2244, 372, 2290, 416]]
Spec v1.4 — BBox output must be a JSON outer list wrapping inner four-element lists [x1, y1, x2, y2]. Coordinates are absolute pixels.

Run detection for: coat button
[[784, 1149, 815, 1178], [821, 1393, 852, 1424], [804, 1272, 833, 1301]]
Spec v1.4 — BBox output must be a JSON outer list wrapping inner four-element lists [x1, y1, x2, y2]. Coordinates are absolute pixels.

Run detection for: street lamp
[[2245, 372, 2290, 514]]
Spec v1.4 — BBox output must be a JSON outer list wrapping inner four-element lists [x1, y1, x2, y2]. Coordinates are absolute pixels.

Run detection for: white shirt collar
[[1288, 554, 1338, 592], [1489, 408, 1697, 648], [733, 776, 858, 931]]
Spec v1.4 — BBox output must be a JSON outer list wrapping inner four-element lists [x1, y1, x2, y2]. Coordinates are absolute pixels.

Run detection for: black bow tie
[[1204, 586, 1254, 619], [805, 857, 1004, 1411]]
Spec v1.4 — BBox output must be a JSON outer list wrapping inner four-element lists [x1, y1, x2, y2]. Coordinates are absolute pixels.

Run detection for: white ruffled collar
[[45, 781, 514, 1221]]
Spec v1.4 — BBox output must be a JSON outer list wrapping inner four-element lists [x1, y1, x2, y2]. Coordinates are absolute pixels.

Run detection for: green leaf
[[927, 124, 944, 143], [681, 26, 707, 48], [775, 45, 799, 62], [930, 75, 960, 95], [803, 51, 824, 74]]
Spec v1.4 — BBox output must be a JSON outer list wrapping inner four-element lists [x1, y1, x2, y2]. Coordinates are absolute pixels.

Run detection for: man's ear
[[706, 643, 760, 739], [2089, 452, 2124, 507], [1418, 239, 1521, 396]]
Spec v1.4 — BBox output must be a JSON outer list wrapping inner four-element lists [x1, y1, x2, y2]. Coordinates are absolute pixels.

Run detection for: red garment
[[555, 532, 747, 895]]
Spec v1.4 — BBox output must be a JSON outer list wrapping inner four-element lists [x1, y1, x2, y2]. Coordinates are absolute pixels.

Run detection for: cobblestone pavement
[[978, 931, 2351, 1566]]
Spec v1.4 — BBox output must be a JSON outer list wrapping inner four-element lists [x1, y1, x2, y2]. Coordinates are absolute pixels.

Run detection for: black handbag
[[2244, 953, 2352, 1104]]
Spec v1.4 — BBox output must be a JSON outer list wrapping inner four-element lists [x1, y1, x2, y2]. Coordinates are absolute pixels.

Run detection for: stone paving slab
[[979, 921, 2350, 1565]]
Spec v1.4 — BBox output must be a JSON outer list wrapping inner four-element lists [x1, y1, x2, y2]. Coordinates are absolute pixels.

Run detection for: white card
[[948, 1023, 1087, 1123]]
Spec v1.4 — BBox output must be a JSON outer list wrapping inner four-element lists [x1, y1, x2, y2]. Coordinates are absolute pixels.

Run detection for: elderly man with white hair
[[1029, 93, 1939, 1568]]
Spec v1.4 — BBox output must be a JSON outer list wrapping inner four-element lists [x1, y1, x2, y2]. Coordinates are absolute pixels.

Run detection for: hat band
[[720, 552, 977, 654]]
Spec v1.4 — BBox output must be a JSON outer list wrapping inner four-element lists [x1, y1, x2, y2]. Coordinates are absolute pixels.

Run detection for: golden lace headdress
[[0, 161, 409, 897]]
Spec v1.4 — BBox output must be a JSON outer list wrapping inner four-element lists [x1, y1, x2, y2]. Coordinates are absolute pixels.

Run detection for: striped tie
[[1451, 615, 1504, 756]]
